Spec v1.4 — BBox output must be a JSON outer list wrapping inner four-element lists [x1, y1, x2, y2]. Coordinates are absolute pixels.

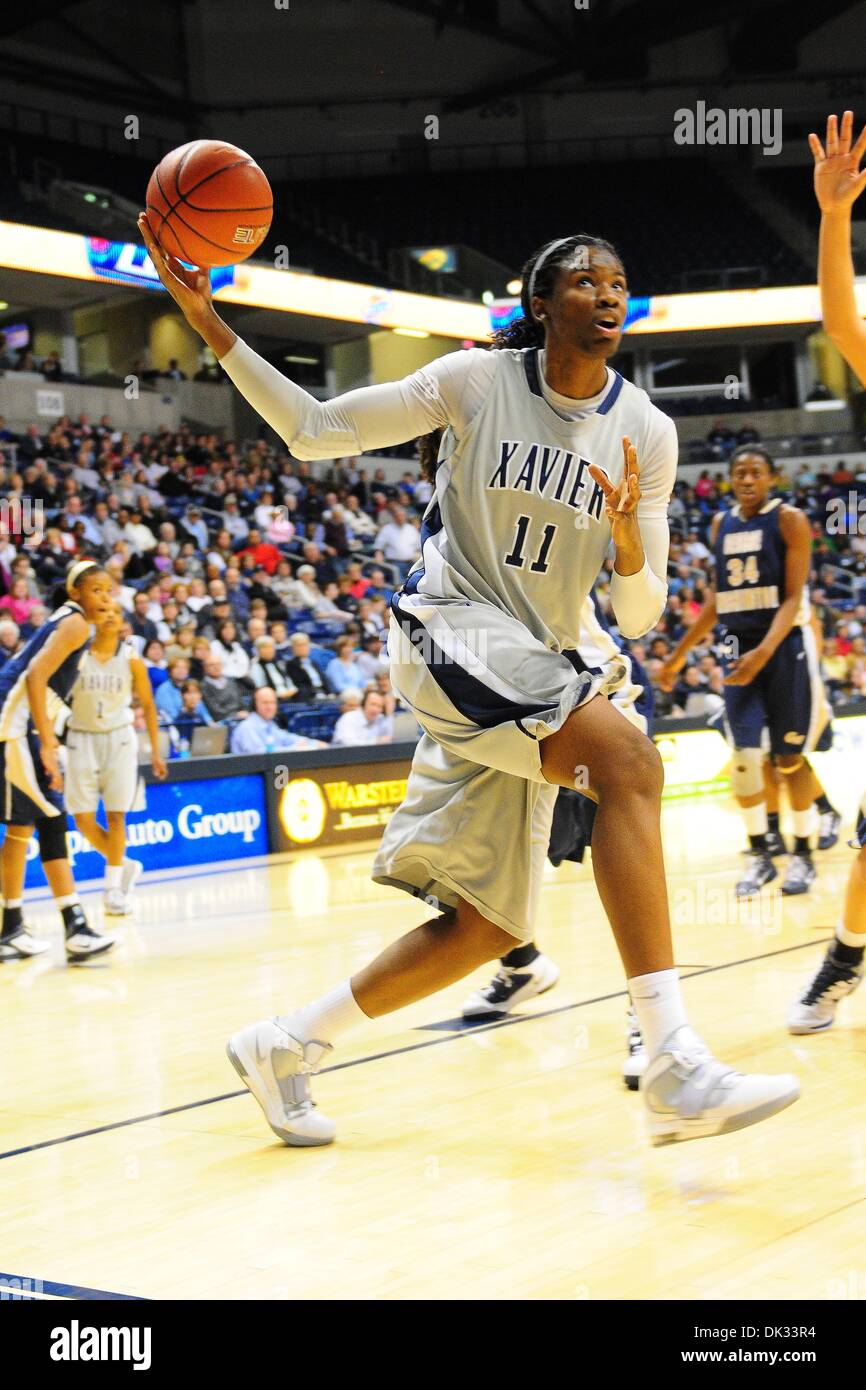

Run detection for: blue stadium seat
[[283, 701, 342, 742]]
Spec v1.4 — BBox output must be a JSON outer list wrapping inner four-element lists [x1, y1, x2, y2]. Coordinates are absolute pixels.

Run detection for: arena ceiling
[[0, 1, 864, 160]]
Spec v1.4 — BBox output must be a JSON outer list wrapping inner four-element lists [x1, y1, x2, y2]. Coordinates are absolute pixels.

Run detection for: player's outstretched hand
[[137, 212, 213, 329], [809, 111, 866, 214], [588, 437, 641, 547]]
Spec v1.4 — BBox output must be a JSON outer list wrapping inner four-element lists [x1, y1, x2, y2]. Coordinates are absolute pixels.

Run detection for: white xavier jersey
[[221, 339, 678, 649], [68, 640, 136, 733]]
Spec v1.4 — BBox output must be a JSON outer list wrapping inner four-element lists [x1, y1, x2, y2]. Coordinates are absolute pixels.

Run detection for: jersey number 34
[[726, 554, 759, 587]]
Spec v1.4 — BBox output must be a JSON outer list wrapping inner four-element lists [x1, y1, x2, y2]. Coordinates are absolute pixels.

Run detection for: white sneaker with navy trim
[[462, 952, 560, 1019], [65, 923, 115, 962], [0, 928, 50, 960]]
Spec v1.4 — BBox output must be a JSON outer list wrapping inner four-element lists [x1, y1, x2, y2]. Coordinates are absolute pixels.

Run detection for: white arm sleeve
[[609, 412, 677, 639], [219, 337, 489, 460]]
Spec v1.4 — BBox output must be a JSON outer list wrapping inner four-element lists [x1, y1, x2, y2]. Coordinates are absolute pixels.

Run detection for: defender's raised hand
[[809, 111, 866, 215]]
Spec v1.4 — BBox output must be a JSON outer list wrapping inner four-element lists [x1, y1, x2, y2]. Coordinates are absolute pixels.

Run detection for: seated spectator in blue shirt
[[62, 496, 104, 548], [155, 657, 193, 720], [181, 506, 209, 551], [364, 566, 394, 602], [325, 635, 367, 694], [166, 679, 215, 737], [331, 689, 394, 747], [230, 687, 325, 753], [144, 639, 170, 692]]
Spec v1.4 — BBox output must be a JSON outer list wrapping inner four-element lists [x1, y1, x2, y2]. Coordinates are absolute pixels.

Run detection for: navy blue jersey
[[714, 498, 799, 639], [0, 602, 89, 742]]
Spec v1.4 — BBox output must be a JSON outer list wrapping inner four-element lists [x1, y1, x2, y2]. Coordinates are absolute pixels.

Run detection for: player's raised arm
[[811, 111, 866, 384], [138, 212, 459, 459]]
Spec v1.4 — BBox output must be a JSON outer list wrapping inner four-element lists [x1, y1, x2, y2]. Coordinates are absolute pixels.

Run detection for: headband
[[526, 236, 579, 319], [65, 559, 99, 595]]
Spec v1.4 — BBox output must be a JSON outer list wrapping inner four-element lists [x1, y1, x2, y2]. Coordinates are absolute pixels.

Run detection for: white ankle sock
[[628, 969, 688, 1059], [792, 807, 817, 841], [105, 866, 122, 890], [280, 981, 369, 1047]]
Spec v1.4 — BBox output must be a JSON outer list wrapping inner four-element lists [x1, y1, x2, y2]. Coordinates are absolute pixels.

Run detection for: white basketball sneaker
[[226, 1017, 335, 1146], [65, 921, 115, 962], [0, 928, 50, 960], [787, 950, 864, 1034], [120, 858, 143, 899], [642, 1026, 799, 1146], [103, 888, 130, 916], [462, 951, 560, 1019]]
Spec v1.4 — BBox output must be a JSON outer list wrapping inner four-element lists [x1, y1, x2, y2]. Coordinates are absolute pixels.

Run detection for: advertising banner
[[270, 759, 409, 852], [0, 772, 268, 890]]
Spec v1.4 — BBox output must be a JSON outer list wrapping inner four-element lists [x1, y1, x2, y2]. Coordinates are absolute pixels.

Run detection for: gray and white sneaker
[[787, 951, 864, 1034], [120, 858, 143, 899], [623, 1006, 647, 1091], [65, 923, 115, 962], [103, 888, 130, 916], [781, 853, 816, 896], [642, 1025, 799, 1146], [735, 852, 777, 898], [227, 1017, 335, 1146], [462, 952, 559, 1019], [0, 928, 50, 960]]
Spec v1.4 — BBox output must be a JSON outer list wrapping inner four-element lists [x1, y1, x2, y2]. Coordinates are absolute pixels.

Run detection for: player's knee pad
[[730, 747, 764, 799], [35, 813, 69, 863]]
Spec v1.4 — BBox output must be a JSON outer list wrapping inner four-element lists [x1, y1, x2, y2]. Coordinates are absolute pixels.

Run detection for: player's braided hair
[[417, 232, 622, 482]]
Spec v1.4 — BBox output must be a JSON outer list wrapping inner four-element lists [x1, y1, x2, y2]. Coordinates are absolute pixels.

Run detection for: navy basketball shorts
[[722, 625, 829, 756], [0, 729, 65, 825]]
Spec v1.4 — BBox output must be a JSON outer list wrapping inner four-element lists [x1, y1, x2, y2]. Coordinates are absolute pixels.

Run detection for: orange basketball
[[145, 140, 272, 268]]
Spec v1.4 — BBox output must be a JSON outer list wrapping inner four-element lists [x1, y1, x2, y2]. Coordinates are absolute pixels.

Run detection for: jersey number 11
[[504, 515, 557, 574]]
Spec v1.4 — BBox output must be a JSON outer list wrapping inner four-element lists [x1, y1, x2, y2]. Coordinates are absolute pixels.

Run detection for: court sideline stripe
[[0, 934, 831, 1163], [0, 1272, 145, 1300]]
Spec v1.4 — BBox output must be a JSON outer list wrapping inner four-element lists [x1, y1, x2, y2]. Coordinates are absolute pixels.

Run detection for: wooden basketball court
[[2, 794, 864, 1302]]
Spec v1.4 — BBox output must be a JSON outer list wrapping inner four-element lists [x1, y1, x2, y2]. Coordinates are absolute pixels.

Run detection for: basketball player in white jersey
[[140, 212, 799, 1148], [65, 603, 167, 915], [786, 110, 866, 1031]]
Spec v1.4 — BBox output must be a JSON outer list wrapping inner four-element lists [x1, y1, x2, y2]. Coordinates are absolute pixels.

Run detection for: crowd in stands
[[2, 409, 866, 753], [0, 411, 433, 752], [0, 332, 224, 387]]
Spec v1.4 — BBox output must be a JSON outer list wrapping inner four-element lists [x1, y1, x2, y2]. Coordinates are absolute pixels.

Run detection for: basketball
[[145, 139, 272, 268]]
